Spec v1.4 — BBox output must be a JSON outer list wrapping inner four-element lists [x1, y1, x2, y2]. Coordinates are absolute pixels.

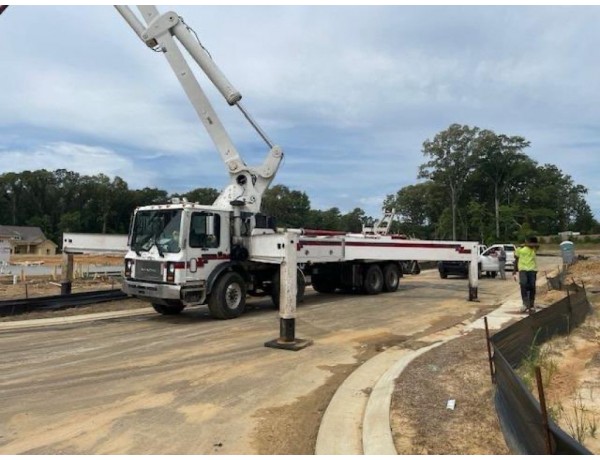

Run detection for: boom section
[[115, 5, 283, 213]]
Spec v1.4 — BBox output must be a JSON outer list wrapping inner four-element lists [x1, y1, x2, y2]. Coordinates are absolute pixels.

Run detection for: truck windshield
[[130, 209, 182, 254]]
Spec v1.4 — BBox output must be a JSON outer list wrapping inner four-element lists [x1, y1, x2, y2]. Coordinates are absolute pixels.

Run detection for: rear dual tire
[[382, 264, 400, 292], [363, 264, 383, 295]]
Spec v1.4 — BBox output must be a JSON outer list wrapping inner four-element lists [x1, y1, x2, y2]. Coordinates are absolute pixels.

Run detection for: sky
[[1, 4, 600, 222]]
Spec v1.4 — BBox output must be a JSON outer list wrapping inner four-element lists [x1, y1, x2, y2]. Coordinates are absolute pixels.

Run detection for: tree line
[[384, 124, 598, 242], [0, 124, 597, 246], [0, 170, 367, 244]]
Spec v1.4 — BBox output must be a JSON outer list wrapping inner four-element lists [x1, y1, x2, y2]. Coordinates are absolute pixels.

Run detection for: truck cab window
[[189, 212, 221, 248], [131, 209, 182, 254]]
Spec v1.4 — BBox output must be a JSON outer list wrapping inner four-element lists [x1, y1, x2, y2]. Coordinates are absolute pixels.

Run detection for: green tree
[[131, 187, 169, 207], [340, 208, 366, 233], [58, 211, 83, 234], [304, 208, 347, 231], [474, 130, 530, 238], [184, 187, 220, 205], [383, 182, 441, 238], [419, 124, 480, 240], [261, 184, 311, 228]]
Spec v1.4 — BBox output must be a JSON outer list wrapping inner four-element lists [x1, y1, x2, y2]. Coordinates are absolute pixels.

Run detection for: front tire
[[152, 303, 185, 315], [208, 272, 247, 320]]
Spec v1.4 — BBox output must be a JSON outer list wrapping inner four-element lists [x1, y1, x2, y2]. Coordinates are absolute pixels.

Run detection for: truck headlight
[[124, 258, 134, 277], [166, 262, 175, 283]]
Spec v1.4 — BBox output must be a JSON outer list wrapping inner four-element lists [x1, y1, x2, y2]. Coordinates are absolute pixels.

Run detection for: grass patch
[[517, 330, 558, 390]]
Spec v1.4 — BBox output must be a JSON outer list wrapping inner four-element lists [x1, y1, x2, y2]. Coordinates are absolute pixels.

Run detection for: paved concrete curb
[[315, 345, 409, 454], [315, 283, 541, 455], [0, 308, 152, 331], [362, 340, 448, 454]]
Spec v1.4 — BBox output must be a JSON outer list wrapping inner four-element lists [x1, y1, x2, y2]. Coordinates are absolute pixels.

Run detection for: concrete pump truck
[[112, 6, 480, 320]]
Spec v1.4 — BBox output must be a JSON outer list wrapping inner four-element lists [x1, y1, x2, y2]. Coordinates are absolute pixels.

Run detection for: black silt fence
[[490, 283, 592, 454], [0, 289, 127, 317], [546, 264, 569, 291]]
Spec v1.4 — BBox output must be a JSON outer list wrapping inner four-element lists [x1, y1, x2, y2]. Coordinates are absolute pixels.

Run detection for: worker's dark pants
[[519, 271, 537, 308]]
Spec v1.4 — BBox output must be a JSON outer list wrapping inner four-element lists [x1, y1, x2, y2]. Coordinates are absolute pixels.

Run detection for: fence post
[[565, 286, 573, 335], [484, 317, 495, 384], [535, 366, 553, 454], [60, 252, 74, 295]]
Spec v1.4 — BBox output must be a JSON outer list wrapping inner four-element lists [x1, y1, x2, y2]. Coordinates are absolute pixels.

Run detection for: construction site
[[1, 4, 600, 456]]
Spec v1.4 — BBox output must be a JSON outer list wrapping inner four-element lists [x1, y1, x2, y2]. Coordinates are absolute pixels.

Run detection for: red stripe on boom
[[344, 241, 471, 253]]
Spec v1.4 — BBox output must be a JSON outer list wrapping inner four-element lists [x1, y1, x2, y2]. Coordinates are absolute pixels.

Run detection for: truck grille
[[135, 260, 163, 282]]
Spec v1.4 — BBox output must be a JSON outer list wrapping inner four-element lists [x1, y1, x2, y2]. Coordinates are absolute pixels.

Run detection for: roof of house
[[0, 225, 48, 244]]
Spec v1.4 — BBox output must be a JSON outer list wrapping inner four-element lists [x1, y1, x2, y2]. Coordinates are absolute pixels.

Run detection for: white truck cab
[[479, 243, 516, 276]]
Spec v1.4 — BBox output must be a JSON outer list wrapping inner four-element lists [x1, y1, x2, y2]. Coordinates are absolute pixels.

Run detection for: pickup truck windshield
[[131, 209, 182, 254]]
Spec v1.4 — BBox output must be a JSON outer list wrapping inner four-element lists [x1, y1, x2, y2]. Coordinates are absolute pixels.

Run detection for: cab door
[[504, 245, 516, 269], [187, 211, 229, 281], [479, 246, 500, 271]]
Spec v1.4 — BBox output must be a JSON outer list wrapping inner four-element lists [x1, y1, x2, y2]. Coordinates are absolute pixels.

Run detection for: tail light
[[166, 262, 176, 283], [124, 258, 134, 277]]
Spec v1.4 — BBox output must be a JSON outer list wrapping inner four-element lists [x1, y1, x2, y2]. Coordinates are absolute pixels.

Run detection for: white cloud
[[1, 5, 600, 220], [0, 142, 158, 189]]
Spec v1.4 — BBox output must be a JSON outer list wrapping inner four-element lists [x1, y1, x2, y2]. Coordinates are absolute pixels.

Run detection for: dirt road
[[0, 264, 555, 454]]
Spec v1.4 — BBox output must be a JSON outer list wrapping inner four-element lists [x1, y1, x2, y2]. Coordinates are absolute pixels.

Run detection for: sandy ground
[[1, 271, 505, 455], [390, 257, 600, 454], [3, 252, 599, 454]]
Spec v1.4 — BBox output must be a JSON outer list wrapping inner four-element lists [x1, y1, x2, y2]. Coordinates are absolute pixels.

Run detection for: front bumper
[[122, 279, 181, 302]]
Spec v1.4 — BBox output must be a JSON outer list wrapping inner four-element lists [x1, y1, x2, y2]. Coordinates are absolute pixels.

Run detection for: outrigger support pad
[[264, 318, 313, 351]]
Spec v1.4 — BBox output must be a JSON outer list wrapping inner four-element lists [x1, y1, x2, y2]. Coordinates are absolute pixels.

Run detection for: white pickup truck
[[479, 244, 516, 277]]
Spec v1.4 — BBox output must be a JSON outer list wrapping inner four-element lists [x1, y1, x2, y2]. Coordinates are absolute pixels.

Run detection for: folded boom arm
[[115, 5, 283, 213]]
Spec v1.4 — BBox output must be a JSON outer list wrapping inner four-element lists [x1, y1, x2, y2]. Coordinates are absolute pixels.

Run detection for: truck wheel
[[208, 272, 246, 319], [311, 273, 336, 293], [439, 270, 448, 279], [491, 271, 497, 279], [363, 264, 383, 295], [271, 269, 306, 309], [152, 303, 185, 315], [382, 263, 400, 292]]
